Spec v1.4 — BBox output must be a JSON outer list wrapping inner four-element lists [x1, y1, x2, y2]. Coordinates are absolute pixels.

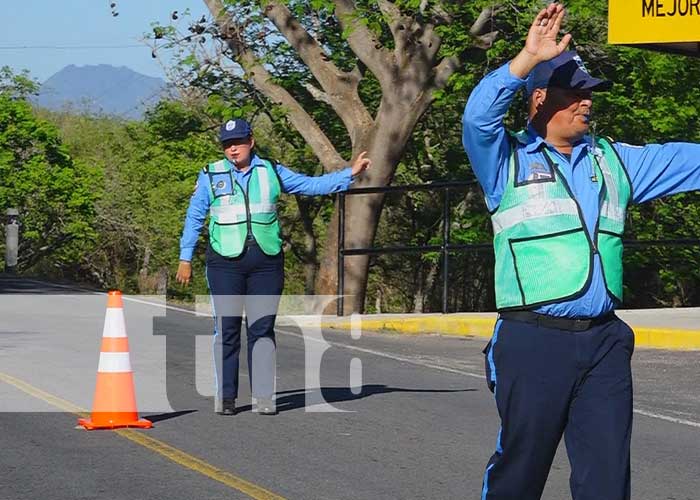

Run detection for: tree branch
[[203, 0, 345, 171], [376, 0, 403, 32], [333, 0, 393, 89], [474, 31, 499, 49], [433, 55, 460, 90], [430, 2, 452, 24], [375, 0, 441, 81], [262, 1, 373, 139], [416, 21, 441, 64], [470, 5, 496, 36], [467, 6, 500, 50], [304, 83, 332, 105], [376, 0, 411, 66], [263, 1, 343, 88]]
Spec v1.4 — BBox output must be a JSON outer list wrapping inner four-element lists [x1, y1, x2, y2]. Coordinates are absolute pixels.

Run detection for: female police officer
[[176, 118, 370, 415]]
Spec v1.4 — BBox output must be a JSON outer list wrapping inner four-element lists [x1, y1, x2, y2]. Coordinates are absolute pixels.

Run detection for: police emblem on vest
[[491, 131, 631, 310], [205, 159, 282, 258]]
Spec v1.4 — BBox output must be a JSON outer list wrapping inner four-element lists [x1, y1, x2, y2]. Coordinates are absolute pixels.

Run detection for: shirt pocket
[[210, 173, 235, 198]]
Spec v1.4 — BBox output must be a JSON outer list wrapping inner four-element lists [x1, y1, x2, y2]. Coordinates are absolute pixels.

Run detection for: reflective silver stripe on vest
[[600, 201, 625, 224], [492, 198, 580, 234], [249, 203, 277, 214], [210, 204, 247, 223], [209, 160, 227, 172], [594, 149, 626, 224], [257, 166, 271, 205], [250, 167, 275, 214]]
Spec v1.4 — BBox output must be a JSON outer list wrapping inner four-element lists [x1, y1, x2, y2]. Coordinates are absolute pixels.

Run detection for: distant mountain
[[34, 65, 167, 120]]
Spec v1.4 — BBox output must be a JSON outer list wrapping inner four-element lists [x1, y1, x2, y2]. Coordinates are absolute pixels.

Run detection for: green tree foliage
[[4, 1, 699, 311], [49, 100, 222, 295], [597, 46, 700, 307], [0, 69, 99, 275], [0, 66, 39, 99]]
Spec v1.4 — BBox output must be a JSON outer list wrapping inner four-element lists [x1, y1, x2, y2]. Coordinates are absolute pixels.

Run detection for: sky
[[1, 0, 210, 83]]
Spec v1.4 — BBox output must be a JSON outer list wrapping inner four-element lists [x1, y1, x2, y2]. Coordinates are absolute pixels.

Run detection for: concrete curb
[[287, 312, 700, 351]]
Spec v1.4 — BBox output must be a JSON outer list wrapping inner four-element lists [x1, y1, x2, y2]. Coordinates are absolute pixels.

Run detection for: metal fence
[[336, 183, 700, 316], [336, 181, 490, 316]]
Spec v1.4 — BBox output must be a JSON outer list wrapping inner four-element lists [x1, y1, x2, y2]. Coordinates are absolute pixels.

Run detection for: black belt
[[499, 310, 617, 332]]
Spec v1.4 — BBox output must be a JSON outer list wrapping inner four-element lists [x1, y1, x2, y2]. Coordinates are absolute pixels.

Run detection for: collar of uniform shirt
[[224, 154, 267, 174]]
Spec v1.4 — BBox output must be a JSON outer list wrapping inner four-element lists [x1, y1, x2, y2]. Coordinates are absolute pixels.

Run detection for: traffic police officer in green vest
[[463, 3, 700, 499], [176, 118, 371, 415]]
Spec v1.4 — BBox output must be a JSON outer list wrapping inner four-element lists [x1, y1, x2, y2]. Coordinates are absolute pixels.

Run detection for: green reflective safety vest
[[492, 132, 631, 310], [205, 158, 282, 258]]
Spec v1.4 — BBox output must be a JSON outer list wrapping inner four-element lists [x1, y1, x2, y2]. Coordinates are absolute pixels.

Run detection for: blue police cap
[[219, 118, 252, 142], [526, 51, 612, 95]]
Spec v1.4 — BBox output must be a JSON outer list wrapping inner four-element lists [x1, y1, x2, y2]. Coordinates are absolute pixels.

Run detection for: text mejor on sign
[[609, 0, 700, 44]]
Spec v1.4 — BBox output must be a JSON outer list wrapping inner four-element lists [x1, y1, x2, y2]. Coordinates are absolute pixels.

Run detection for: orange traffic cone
[[78, 291, 152, 430]]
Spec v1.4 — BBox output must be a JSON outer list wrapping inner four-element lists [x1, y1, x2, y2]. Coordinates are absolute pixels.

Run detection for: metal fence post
[[337, 193, 346, 316], [442, 189, 450, 314], [333, 181, 482, 314]]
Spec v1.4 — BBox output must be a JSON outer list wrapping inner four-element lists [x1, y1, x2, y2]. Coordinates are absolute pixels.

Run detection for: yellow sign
[[609, 0, 700, 44]]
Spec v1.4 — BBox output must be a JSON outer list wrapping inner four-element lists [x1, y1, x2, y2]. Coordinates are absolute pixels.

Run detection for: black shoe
[[217, 398, 236, 416], [256, 398, 276, 415]]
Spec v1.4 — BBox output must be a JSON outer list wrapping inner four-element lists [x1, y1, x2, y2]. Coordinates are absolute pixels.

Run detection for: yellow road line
[[115, 430, 286, 500], [0, 371, 286, 500], [0, 372, 89, 417]]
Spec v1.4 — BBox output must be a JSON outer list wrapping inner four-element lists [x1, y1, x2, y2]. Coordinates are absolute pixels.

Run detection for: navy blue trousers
[[481, 316, 634, 500], [206, 243, 284, 401]]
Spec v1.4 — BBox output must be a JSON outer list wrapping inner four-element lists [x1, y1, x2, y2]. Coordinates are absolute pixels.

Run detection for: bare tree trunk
[[413, 265, 424, 314], [294, 196, 319, 296], [315, 115, 417, 314], [137, 247, 168, 294], [420, 260, 440, 313], [156, 266, 168, 295], [137, 247, 151, 295], [315, 192, 385, 314]]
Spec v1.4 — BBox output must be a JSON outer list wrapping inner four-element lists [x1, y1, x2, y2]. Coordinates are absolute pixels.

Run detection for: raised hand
[[510, 3, 572, 79], [524, 3, 572, 62], [351, 151, 372, 176]]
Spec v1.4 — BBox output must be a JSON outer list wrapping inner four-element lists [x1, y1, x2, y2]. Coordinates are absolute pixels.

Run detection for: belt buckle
[[572, 318, 590, 331]]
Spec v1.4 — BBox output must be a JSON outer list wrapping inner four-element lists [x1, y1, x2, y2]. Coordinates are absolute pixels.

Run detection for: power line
[[0, 44, 144, 50]]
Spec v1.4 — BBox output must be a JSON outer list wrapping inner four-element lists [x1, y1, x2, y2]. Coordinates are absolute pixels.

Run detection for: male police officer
[[177, 118, 370, 415], [462, 3, 700, 499]]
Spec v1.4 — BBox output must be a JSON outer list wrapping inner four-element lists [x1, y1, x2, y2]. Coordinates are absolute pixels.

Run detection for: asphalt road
[[1, 277, 699, 500]]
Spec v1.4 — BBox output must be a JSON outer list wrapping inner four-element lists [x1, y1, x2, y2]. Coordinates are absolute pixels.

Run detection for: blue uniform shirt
[[179, 154, 353, 261], [463, 62, 700, 318]]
